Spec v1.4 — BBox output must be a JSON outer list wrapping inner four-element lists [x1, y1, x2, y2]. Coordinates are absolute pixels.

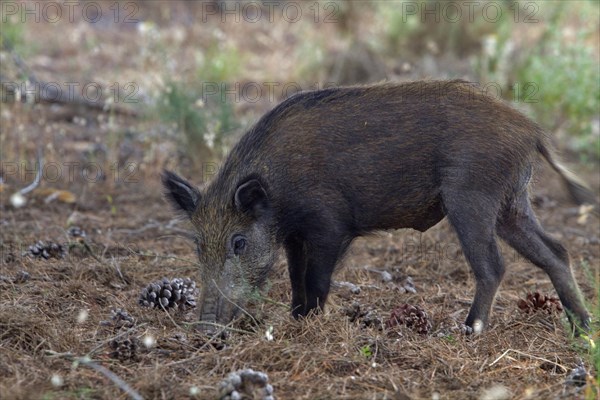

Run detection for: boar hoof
[[461, 325, 474, 335]]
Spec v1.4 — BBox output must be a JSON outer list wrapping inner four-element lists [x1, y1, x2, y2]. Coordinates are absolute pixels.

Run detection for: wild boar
[[163, 80, 594, 333]]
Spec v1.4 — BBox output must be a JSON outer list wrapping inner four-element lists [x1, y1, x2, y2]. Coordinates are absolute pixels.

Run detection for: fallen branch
[[3, 52, 138, 117]]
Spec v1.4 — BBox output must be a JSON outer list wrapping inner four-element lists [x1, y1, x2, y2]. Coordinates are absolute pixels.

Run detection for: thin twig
[[112, 221, 162, 235], [44, 350, 144, 400], [258, 295, 289, 309], [164, 326, 231, 367], [488, 348, 568, 372], [80, 359, 144, 400], [19, 147, 43, 195], [183, 321, 254, 335], [127, 249, 200, 267], [81, 240, 107, 265], [212, 279, 259, 326], [159, 302, 182, 330], [111, 219, 192, 238]]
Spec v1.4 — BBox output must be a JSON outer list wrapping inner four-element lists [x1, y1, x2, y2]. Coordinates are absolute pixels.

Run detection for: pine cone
[[101, 308, 135, 330], [343, 302, 384, 330], [218, 369, 274, 400], [109, 336, 139, 362], [343, 301, 363, 323], [361, 310, 384, 330], [14, 270, 30, 283], [67, 226, 87, 240], [138, 277, 197, 310], [3, 251, 16, 263], [386, 304, 432, 335], [566, 363, 588, 387], [518, 292, 563, 314], [25, 240, 67, 259]]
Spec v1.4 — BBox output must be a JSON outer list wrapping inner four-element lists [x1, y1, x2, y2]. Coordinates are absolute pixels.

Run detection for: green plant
[[74, 387, 97, 400], [155, 80, 237, 162], [517, 41, 598, 149], [443, 334, 457, 345], [513, 3, 599, 160], [573, 260, 600, 399], [586, 263, 599, 398], [377, 1, 420, 55], [106, 195, 117, 215], [359, 344, 373, 359], [159, 81, 207, 147], [197, 43, 242, 83], [0, 15, 24, 51], [379, 0, 515, 59], [293, 35, 327, 83], [471, 1, 599, 160]]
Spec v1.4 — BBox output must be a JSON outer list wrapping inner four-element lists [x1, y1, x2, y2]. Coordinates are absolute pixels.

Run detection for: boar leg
[[497, 194, 590, 332], [285, 237, 309, 318], [443, 189, 505, 331], [285, 231, 348, 318], [304, 239, 350, 315]]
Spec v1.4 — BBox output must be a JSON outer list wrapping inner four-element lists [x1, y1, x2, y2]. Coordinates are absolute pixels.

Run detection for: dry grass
[[1, 168, 598, 399]]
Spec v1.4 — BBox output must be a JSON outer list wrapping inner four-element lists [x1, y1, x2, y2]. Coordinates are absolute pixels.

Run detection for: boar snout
[[198, 289, 218, 325], [198, 284, 243, 332]]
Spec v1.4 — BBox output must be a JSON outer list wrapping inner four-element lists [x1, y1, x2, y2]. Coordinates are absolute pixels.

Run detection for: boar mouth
[[199, 293, 219, 324], [198, 285, 244, 332]]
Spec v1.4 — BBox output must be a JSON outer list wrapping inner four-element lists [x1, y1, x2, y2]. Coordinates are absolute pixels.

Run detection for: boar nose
[[198, 284, 244, 334], [200, 296, 218, 323], [198, 286, 220, 332]]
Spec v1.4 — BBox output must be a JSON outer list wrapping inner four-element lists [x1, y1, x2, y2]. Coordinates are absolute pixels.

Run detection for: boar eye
[[232, 235, 247, 256]]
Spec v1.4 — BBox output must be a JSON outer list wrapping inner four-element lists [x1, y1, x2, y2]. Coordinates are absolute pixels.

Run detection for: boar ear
[[234, 178, 269, 218], [161, 170, 200, 216]]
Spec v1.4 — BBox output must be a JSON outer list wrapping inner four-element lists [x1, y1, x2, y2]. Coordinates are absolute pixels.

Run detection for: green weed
[[574, 260, 600, 399], [475, 1, 599, 160], [197, 43, 242, 84], [359, 344, 373, 359], [0, 15, 24, 51], [155, 80, 237, 163]]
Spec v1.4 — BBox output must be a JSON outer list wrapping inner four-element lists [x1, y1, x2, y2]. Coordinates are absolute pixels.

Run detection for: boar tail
[[538, 139, 599, 214]]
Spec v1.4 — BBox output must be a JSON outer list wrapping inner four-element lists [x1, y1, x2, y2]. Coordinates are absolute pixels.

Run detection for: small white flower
[[51, 374, 64, 387], [483, 35, 497, 57], [143, 335, 155, 348], [137, 21, 154, 35], [10, 192, 26, 208], [189, 386, 200, 396], [80, 355, 91, 364], [265, 325, 274, 341], [204, 132, 216, 149], [77, 309, 89, 324]]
